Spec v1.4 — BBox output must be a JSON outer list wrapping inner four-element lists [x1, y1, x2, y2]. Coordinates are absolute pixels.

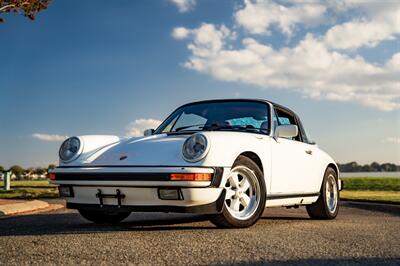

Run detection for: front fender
[[202, 132, 271, 167], [201, 131, 272, 191]]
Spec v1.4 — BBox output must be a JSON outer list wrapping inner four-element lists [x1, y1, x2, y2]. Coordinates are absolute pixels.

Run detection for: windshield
[[155, 101, 270, 135]]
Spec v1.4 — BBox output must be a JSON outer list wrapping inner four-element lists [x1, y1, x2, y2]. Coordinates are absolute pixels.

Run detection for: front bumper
[[66, 188, 226, 214], [51, 166, 227, 214], [339, 178, 343, 191]]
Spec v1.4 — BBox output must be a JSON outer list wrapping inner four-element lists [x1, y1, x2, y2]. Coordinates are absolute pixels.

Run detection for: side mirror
[[276, 125, 298, 138], [144, 129, 155, 136]]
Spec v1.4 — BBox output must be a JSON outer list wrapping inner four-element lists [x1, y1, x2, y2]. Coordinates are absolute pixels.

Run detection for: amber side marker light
[[169, 173, 212, 181], [49, 173, 56, 181]]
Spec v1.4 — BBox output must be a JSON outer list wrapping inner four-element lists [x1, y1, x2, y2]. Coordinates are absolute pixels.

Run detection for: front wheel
[[209, 155, 266, 228], [78, 209, 131, 224], [306, 167, 339, 219]]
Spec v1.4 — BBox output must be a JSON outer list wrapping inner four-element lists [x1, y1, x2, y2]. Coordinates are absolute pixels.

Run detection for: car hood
[[89, 134, 189, 166], [66, 131, 272, 168]]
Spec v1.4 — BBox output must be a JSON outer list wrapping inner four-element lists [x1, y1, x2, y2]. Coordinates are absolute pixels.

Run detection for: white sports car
[[50, 99, 341, 228]]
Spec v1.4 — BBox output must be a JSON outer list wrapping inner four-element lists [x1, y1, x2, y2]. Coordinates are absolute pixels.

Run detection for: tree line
[[0, 164, 56, 179], [337, 162, 400, 172]]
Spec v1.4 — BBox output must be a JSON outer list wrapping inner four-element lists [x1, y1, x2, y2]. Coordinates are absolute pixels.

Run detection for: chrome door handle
[[305, 150, 313, 155]]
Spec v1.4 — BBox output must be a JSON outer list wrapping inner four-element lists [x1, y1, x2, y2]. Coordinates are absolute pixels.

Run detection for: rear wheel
[[78, 209, 131, 224], [306, 167, 339, 219], [209, 156, 266, 228]]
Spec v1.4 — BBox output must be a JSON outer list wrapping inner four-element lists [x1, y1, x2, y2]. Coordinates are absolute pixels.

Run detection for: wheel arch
[[236, 151, 264, 174], [327, 163, 339, 178]]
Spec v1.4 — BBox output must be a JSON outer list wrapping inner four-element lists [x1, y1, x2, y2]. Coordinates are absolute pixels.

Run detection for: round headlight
[[182, 134, 209, 162], [59, 137, 82, 162]]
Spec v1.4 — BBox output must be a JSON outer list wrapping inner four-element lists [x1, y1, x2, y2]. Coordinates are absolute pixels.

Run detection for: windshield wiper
[[173, 123, 230, 132], [204, 124, 270, 134], [174, 124, 205, 132], [173, 123, 270, 134]]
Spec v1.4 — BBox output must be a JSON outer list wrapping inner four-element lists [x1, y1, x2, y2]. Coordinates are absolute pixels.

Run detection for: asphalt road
[[0, 201, 399, 265]]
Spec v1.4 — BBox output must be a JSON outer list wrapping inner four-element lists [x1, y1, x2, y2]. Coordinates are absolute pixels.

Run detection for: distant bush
[[338, 162, 400, 172]]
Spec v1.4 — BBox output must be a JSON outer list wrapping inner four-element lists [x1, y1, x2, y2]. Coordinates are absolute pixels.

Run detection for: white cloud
[[126, 119, 162, 137], [235, 0, 327, 36], [172, 0, 400, 111], [235, 0, 400, 49], [177, 23, 400, 111], [384, 137, 400, 145], [324, 1, 400, 49], [32, 133, 68, 142], [172, 27, 191, 39], [169, 0, 196, 13]]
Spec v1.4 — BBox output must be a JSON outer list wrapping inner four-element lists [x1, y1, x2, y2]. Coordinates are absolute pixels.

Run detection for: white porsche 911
[[50, 99, 341, 228]]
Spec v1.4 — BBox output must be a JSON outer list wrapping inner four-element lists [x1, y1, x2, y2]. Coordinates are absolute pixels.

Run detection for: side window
[[274, 108, 302, 142]]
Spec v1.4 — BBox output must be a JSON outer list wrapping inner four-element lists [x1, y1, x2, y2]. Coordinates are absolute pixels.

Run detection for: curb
[[341, 200, 400, 216], [341, 198, 400, 206], [0, 200, 50, 216]]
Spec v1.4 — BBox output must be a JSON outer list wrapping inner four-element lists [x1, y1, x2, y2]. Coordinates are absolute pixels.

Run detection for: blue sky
[[0, 0, 399, 168]]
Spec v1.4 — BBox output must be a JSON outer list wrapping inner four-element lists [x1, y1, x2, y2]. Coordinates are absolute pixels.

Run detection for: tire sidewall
[[220, 156, 267, 228], [321, 168, 339, 219]]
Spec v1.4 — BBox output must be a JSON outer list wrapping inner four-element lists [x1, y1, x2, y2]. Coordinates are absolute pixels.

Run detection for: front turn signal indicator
[[169, 173, 212, 181]]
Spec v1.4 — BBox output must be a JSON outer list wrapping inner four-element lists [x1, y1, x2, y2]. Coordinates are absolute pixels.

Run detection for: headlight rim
[[59, 136, 84, 163], [182, 133, 210, 163]]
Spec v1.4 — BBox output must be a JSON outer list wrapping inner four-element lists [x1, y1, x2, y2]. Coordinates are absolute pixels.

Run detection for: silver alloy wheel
[[224, 166, 261, 220], [325, 174, 338, 213]]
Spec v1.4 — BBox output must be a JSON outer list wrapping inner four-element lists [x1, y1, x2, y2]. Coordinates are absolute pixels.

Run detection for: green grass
[[0, 188, 59, 199], [340, 190, 400, 203], [341, 177, 400, 191], [0, 180, 57, 188], [340, 177, 400, 203], [0, 179, 58, 199]]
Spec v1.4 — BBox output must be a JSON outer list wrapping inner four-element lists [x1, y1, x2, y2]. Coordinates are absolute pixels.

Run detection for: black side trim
[[67, 189, 226, 214], [267, 192, 320, 200]]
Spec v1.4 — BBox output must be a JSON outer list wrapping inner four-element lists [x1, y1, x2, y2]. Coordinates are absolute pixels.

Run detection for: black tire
[[306, 167, 339, 219], [78, 209, 131, 224], [209, 155, 266, 228]]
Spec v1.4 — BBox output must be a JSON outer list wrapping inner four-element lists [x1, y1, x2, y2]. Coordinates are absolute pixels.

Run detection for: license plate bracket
[[96, 189, 126, 208]]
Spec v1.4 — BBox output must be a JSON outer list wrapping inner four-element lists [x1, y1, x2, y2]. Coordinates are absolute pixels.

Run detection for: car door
[[270, 107, 318, 194]]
